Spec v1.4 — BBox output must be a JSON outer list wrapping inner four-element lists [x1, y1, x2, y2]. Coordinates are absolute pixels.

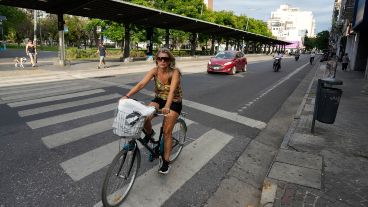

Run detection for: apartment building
[[267, 4, 316, 51]]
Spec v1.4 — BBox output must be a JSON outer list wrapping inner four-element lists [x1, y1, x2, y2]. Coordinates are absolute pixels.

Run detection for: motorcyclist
[[273, 51, 283, 68], [295, 51, 300, 61], [310, 52, 316, 64]]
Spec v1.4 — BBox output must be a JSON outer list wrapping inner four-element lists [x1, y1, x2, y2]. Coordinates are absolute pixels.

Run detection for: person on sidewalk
[[342, 53, 350, 71], [96, 42, 108, 69], [26, 39, 37, 67], [121, 48, 183, 174]]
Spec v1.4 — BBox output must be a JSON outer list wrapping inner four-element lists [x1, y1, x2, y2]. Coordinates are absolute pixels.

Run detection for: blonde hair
[[155, 48, 176, 70]]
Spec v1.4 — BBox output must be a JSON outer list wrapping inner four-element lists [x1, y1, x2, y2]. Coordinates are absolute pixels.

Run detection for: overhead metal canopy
[[0, 0, 290, 45]]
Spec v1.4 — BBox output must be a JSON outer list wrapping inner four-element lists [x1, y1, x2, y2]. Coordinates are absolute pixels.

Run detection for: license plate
[[213, 67, 219, 70]]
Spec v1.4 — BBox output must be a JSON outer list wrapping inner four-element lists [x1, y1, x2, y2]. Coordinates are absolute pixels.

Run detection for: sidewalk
[[261, 62, 368, 206], [0, 53, 273, 78]]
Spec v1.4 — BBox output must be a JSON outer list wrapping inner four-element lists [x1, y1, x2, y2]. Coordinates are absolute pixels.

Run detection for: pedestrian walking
[[26, 39, 37, 67], [342, 53, 350, 71], [96, 42, 108, 69]]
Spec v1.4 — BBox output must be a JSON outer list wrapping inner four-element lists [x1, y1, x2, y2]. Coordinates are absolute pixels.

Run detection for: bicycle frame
[[116, 111, 187, 178]]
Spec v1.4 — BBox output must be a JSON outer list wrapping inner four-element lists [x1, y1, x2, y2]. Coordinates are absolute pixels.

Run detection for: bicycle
[[101, 99, 187, 207]]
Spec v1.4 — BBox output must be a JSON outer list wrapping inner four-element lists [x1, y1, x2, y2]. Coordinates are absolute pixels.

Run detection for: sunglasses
[[157, 56, 170, 62]]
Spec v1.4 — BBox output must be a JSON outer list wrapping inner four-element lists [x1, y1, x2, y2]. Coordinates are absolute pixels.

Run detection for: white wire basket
[[112, 110, 146, 137], [112, 99, 155, 138]]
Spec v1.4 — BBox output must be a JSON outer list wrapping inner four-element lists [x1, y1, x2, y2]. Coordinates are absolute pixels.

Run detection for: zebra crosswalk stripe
[[27, 103, 116, 129], [42, 118, 113, 149], [2, 85, 93, 102], [93, 129, 233, 207], [0, 81, 82, 96], [7, 89, 105, 107], [18, 93, 121, 117], [60, 120, 194, 181], [0, 76, 66, 87]]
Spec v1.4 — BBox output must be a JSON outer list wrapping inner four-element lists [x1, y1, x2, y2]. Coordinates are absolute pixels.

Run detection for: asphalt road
[[0, 55, 312, 206]]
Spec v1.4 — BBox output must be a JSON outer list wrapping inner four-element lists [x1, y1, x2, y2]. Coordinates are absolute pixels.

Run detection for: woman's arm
[[163, 69, 180, 113], [122, 67, 156, 98], [25, 45, 28, 54]]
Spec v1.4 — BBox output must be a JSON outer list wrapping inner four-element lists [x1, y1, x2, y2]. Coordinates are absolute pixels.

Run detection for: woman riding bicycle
[[121, 48, 183, 174]]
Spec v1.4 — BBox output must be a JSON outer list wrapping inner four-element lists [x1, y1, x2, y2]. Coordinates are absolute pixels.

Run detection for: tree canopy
[[1, 0, 273, 51]]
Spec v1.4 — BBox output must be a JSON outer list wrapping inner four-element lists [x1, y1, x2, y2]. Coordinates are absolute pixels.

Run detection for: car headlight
[[208, 60, 211, 65], [224, 61, 233, 66]]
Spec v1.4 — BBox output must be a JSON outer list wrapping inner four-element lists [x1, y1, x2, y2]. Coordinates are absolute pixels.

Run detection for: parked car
[[207, 51, 247, 75]]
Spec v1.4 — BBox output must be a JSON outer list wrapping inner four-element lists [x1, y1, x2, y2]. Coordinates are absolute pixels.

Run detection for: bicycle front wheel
[[101, 146, 140, 207], [169, 118, 187, 162]]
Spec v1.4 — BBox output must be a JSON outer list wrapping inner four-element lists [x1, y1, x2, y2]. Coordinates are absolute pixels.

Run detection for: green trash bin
[[316, 86, 342, 124]]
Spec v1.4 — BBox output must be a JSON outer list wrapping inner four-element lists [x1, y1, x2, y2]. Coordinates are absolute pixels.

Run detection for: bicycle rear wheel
[[169, 118, 187, 162], [101, 146, 140, 207]]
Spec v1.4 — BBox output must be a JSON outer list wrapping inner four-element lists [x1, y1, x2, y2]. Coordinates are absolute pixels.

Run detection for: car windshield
[[215, 52, 235, 59]]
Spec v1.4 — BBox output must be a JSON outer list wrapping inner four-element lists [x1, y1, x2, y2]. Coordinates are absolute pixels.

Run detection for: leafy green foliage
[[0, 6, 33, 44], [315, 30, 329, 50], [303, 30, 330, 51]]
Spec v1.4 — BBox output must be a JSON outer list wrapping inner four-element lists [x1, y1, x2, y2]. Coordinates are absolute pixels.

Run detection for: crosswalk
[[0, 76, 265, 206]]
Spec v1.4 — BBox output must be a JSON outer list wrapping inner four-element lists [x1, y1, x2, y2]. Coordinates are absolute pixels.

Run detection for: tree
[[303, 36, 316, 51], [103, 22, 124, 48], [315, 30, 329, 50], [0, 6, 33, 46], [64, 16, 89, 47], [39, 14, 58, 46]]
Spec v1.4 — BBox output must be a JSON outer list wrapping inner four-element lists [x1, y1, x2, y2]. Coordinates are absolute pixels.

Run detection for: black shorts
[[152, 97, 182, 114]]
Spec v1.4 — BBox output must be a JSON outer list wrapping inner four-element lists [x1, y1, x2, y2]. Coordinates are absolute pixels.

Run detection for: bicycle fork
[[117, 141, 138, 179]]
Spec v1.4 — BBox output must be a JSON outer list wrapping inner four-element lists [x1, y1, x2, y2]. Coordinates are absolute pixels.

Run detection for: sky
[[213, 0, 335, 33]]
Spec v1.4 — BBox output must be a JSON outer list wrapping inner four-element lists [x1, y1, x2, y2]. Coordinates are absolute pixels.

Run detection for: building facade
[[204, 0, 213, 10], [330, 0, 368, 77], [267, 5, 316, 52]]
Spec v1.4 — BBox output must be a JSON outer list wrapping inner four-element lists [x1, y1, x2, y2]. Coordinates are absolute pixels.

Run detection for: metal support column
[[190, 32, 197, 56], [165, 28, 170, 48], [57, 13, 65, 66], [146, 27, 153, 61]]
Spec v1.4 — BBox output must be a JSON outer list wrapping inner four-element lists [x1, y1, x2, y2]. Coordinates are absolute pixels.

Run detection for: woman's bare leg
[[143, 102, 159, 135], [162, 110, 179, 162]]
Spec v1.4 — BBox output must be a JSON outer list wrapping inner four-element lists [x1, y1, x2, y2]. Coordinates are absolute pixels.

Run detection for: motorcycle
[[273, 58, 281, 72], [295, 55, 300, 61]]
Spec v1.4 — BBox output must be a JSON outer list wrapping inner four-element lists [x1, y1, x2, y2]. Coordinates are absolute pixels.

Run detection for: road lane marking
[[238, 63, 309, 112], [93, 129, 233, 207], [183, 99, 266, 129], [60, 120, 194, 181], [85, 77, 267, 130], [18, 93, 121, 117], [7, 89, 105, 107], [27, 103, 116, 129]]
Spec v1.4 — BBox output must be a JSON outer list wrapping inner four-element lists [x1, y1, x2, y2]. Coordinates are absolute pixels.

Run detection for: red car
[[207, 51, 247, 75]]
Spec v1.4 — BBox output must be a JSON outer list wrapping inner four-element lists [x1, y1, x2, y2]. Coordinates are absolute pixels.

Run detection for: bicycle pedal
[[148, 153, 158, 162], [122, 143, 134, 151]]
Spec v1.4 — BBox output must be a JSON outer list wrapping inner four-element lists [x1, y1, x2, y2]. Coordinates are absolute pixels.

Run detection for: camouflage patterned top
[[154, 69, 182, 102]]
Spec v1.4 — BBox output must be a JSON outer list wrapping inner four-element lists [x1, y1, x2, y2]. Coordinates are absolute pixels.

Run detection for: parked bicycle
[[101, 99, 187, 207]]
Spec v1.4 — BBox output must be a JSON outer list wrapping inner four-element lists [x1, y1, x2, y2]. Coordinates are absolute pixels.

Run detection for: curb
[[259, 60, 322, 207]]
